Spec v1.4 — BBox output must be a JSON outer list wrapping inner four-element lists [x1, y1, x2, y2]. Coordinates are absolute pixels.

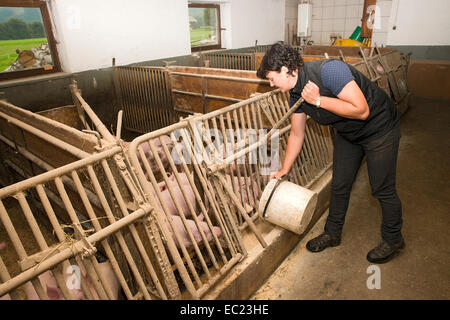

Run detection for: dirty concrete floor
[[251, 96, 450, 300]]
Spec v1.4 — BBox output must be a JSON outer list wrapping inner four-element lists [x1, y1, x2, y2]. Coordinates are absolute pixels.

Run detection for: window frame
[[0, 0, 62, 81], [188, 3, 222, 52]]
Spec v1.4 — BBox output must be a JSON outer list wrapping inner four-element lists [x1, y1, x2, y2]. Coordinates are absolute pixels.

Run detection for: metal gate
[[0, 145, 182, 300], [126, 89, 334, 299], [201, 52, 256, 70], [114, 66, 175, 133], [0, 85, 334, 300]]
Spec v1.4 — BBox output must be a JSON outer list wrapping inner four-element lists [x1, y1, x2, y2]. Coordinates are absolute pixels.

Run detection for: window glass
[[0, 7, 53, 73], [189, 5, 220, 49]]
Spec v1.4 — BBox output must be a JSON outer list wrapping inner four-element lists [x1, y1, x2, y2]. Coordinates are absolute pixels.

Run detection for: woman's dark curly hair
[[256, 41, 304, 79]]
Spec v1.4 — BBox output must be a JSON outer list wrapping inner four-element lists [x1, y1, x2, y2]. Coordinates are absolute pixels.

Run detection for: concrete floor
[[250, 96, 450, 300]]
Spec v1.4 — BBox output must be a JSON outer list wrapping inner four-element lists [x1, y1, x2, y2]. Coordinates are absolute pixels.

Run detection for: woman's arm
[[270, 112, 307, 179], [302, 80, 370, 120]]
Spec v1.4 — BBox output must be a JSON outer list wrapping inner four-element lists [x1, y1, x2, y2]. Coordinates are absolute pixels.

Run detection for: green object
[[349, 26, 364, 42]]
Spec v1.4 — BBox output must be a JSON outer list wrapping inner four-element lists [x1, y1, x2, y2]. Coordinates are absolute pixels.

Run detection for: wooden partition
[[0, 101, 97, 177], [169, 66, 272, 115]]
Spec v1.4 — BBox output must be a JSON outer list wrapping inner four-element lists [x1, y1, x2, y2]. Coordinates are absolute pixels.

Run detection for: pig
[[123, 135, 174, 179], [136, 135, 174, 178], [166, 215, 222, 249], [23, 260, 119, 300], [149, 172, 203, 220], [226, 173, 260, 208]]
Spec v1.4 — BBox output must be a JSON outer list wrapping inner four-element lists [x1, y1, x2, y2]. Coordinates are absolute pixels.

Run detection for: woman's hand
[[301, 80, 320, 105], [270, 170, 287, 180]]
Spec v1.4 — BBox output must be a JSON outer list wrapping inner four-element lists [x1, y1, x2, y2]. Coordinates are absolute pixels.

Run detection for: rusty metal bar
[[67, 173, 135, 299], [0, 109, 90, 160], [70, 82, 115, 143], [84, 165, 152, 300], [0, 132, 102, 209], [99, 159, 171, 299], [0, 205, 151, 297], [0, 146, 121, 199], [172, 89, 242, 103], [169, 71, 269, 84]]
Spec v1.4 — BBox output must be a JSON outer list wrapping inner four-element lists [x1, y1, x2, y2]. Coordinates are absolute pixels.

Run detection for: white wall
[[194, 0, 285, 49], [370, 0, 393, 47], [285, 0, 300, 44], [309, 0, 450, 47], [310, 0, 365, 46], [47, 0, 286, 73], [386, 0, 450, 46], [229, 0, 284, 48], [49, 0, 191, 73]]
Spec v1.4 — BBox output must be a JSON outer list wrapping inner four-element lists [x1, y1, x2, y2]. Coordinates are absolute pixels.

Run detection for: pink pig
[[137, 135, 174, 176], [167, 215, 222, 249], [23, 260, 119, 300], [226, 173, 260, 208], [149, 172, 202, 220]]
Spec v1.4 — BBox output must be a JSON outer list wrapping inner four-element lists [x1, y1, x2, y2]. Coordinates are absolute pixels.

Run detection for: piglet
[[149, 172, 202, 220], [226, 173, 260, 208], [167, 215, 222, 249], [23, 260, 119, 300], [137, 135, 174, 177]]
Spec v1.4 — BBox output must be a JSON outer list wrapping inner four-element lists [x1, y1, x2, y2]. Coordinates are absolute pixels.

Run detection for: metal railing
[[0, 83, 334, 301], [201, 52, 256, 70], [0, 145, 181, 300], [114, 66, 174, 133], [126, 89, 333, 299]]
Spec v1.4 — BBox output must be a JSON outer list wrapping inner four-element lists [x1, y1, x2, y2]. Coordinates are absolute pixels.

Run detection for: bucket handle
[[262, 174, 287, 218]]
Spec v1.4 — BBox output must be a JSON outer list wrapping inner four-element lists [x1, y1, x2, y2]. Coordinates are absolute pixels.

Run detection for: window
[[188, 3, 222, 52], [0, 0, 61, 81]]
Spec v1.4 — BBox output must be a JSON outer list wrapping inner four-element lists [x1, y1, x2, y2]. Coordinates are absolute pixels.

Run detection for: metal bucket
[[258, 178, 318, 235]]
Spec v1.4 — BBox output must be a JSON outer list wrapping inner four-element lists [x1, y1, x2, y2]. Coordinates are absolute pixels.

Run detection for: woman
[[257, 42, 404, 264]]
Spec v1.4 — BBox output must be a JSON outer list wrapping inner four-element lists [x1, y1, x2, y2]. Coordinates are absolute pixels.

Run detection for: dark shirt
[[291, 60, 354, 113], [289, 59, 400, 143]]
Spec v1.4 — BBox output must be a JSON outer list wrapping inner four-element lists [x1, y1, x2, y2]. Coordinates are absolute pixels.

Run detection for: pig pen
[[0, 82, 333, 300], [0, 82, 191, 300]]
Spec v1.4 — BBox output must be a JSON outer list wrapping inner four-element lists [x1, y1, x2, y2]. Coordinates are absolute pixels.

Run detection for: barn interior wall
[[1, 0, 448, 130], [0, 0, 287, 127]]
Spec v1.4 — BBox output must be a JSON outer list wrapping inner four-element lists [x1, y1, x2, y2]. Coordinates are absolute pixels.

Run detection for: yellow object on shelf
[[333, 38, 364, 47]]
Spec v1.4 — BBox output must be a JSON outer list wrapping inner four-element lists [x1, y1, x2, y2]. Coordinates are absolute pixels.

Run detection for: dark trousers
[[324, 123, 403, 244]]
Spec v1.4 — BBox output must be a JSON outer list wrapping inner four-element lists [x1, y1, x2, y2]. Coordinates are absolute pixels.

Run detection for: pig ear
[[46, 285, 62, 300]]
